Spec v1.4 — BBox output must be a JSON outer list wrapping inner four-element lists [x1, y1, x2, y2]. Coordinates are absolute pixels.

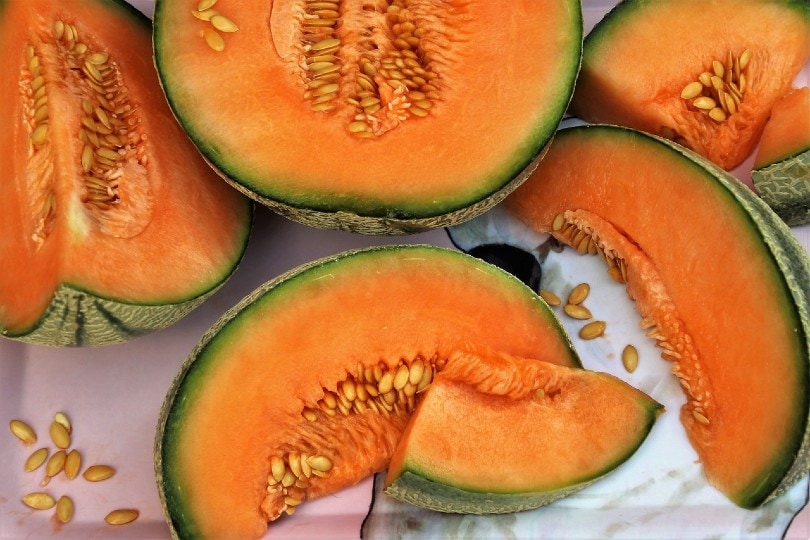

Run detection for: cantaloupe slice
[[384, 346, 662, 513], [505, 124, 810, 508], [156, 245, 581, 539]]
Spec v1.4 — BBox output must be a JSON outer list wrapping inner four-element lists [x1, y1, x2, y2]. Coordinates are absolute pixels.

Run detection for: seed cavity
[[678, 49, 751, 125]]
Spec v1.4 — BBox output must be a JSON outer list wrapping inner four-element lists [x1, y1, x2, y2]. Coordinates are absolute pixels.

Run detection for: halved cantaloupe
[[0, 0, 252, 346], [384, 346, 662, 513], [152, 0, 583, 234], [155, 245, 581, 539], [504, 124, 810, 508], [752, 86, 810, 226], [570, 0, 809, 171]]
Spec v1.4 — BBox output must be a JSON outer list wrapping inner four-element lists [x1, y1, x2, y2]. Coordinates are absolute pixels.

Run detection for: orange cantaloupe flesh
[[570, 0, 809, 170], [385, 347, 662, 512], [0, 0, 250, 335], [505, 125, 807, 507], [154, 0, 581, 212], [160, 247, 579, 539], [754, 86, 810, 169]]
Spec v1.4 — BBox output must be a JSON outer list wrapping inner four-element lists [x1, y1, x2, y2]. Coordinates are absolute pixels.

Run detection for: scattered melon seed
[[197, 0, 217, 10], [44, 449, 67, 481], [579, 320, 607, 340], [56, 495, 74, 524], [24, 448, 49, 472], [539, 289, 561, 306], [10, 419, 37, 445], [692, 410, 710, 425], [83, 464, 116, 482], [563, 303, 592, 320], [49, 420, 71, 449], [64, 449, 82, 479], [202, 28, 225, 52], [53, 412, 71, 434], [210, 14, 238, 32], [104, 508, 139, 525], [567, 283, 590, 305], [622, 344, 639, 373], [680, 81, 703, 100], [21, 492, 56, 510]]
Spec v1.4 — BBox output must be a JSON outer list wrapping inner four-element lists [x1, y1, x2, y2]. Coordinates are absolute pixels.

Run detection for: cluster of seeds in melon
[[9, 413, 138, 526], [550, 210, 713, 426], [21, 17, 151, 237], [291, 0, 444, 137], [263, 354, 442, 520], [675, 49, 751, 126], [191, 0, 239, 52]]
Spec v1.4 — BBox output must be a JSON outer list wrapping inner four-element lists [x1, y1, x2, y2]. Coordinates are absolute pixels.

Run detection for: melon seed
[[44, 449, 67, 480], [10, 419, 37, 445], [64, 449, 82, 479], [567, 283, 590, 305], [53, 412, 71, 434], [21, 492, 56, 510], [622, 344, 639, 373], [563, 303, 592, 320], [49, 420, 71, 449], [306, 455, 333, 472], [197, 0, 217, 10], [56, 495, 74, 524], [83, 464, 116, 482], [210, 14, 239, 33], [692, 410, 710, 425], [579, 320, 606, 340], [104, 508, 139, 525], [202, 28, 225, 52], [24, 448, 49, 472], [539, 289, 561, 306]]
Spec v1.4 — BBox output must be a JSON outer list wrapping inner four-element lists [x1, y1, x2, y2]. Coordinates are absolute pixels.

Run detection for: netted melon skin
[[752, 150, 810, 227], [3, 283, 220, 348]]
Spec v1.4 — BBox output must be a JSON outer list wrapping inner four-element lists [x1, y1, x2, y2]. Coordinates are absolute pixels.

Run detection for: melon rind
[[3, 281, 226, 347], [154, 244, 580, 539], [152, 0, 584, 235], [752, 149, 810, 226]]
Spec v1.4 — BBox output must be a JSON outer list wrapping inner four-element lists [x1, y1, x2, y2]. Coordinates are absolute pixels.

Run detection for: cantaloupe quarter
[[752, 86, 810, 226], [152, 0, 583, 234], [504, 124, 810, 509], [155, 245, 581, 539], [569, 0, 809, 171], [384, 346, 663, 513], [0, 0, 252, 346]]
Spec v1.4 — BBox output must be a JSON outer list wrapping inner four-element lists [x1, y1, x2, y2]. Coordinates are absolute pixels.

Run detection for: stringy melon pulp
[[505, 125, 810, 509], [157, 246, 580, 539]]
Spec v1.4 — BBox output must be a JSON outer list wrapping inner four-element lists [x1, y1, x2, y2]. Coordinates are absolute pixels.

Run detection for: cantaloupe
[[752, 86, 810, 226], [152, 0, 583, 233], [505, 124, 810, 508], [0, 0, 252, 346], [569, 0, 809, 171], [155, 245, 582, 539]]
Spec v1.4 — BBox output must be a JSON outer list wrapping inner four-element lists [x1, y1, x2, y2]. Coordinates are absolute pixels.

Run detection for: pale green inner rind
[[752, 150, 810, 227], [156, 245, 580, 539], [153, 2, 582, 220]]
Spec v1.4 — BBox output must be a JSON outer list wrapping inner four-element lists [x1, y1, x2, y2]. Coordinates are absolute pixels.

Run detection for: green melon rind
[[597, 125, 810, 508], [752, 149, 810, 226], [152, 1, 583, 235], [154, 244, 579, 539], [3, 282, 217, 347], [384, 391, 661, 514]]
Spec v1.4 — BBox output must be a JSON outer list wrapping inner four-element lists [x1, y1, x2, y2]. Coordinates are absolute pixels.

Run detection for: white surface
[[2, 0, 809, 539]]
